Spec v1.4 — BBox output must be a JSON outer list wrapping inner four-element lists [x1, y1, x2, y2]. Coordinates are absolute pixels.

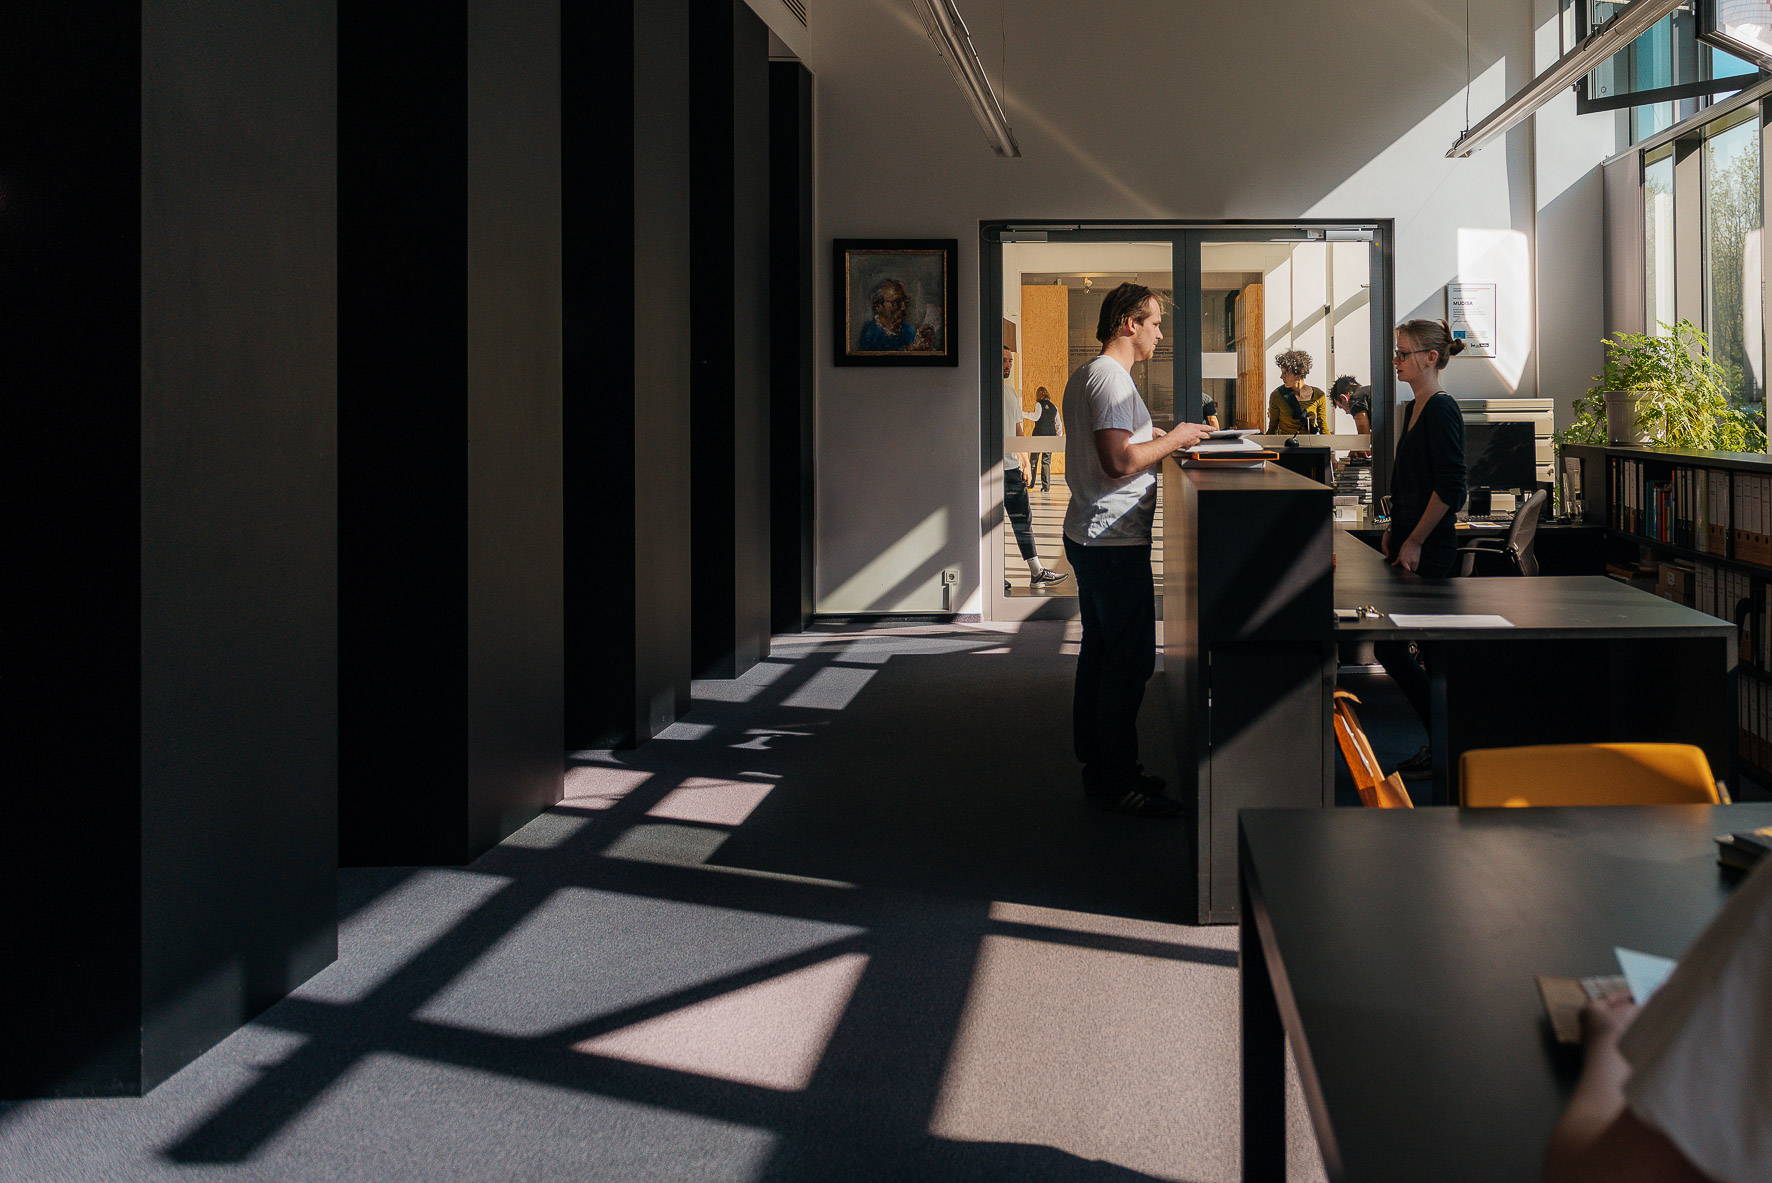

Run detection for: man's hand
[[1392, 537, 1423, 572], [1581, 990, 1639, 1050], [1169, 423, 1212, 448]]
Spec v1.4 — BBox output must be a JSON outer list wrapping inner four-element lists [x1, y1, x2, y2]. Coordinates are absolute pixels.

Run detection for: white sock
[[1027, 559, 1046, 578]]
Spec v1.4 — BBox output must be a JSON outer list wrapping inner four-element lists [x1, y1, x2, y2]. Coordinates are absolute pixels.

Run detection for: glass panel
[[1198, 239, 1375, 520], [1646, 151, 1675, 336], [1704, 114, 1763, 411], [998, 243, 1173, 601]]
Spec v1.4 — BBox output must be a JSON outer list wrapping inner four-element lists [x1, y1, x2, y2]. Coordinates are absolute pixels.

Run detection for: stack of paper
[[1182, 436, 1267, 470]]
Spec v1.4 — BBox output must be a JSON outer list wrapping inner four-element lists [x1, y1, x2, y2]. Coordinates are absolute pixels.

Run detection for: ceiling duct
[[1448, 0, 1684, 158], [912, 0, 1021, 158]]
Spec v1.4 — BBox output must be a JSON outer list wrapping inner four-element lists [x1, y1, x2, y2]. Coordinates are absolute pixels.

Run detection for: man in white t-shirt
[[1061, 283, 1211, 817], [1545, 854, 1772, 1182]]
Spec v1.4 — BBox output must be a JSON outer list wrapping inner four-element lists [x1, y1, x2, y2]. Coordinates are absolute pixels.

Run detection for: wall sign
[[1446, 282, 1496, 359]]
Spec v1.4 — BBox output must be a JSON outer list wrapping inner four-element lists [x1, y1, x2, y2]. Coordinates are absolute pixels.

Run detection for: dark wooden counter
[[1240, 803, 1772, 1181], [1163, 459, 1333, 922]]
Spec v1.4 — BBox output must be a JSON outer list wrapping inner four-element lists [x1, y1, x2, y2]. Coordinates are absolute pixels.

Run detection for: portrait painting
[[833, 239, 958, 367]]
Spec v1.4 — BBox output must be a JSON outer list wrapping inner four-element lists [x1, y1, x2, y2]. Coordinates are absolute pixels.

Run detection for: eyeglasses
[[1394, 347, 1430, 360]]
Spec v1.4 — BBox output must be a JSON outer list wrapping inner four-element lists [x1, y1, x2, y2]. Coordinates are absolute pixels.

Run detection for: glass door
[[989, 236, 1176, 620], [1181, 228, 1391, 527], [981, 223, 1393, 622]]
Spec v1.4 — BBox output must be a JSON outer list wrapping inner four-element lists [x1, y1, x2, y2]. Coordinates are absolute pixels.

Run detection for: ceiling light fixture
[[913, 0, 1021, 158], [1447, 0, 1683, 158]]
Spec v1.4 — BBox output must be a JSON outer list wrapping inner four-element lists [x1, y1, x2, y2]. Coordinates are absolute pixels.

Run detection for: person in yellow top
[[1265, 349, 1327, 434]]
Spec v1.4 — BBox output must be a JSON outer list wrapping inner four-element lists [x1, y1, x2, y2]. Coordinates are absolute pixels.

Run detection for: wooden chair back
[[1332, 689, 1414, 808]]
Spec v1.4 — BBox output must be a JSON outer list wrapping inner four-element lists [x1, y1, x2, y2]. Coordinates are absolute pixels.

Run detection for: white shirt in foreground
[[1619, 855, 1772, 1183]]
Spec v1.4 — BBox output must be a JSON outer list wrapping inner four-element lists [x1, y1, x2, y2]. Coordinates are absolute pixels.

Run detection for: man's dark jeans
[[1064, 535, 1155, 784], [1005, 465, 1037, 562]]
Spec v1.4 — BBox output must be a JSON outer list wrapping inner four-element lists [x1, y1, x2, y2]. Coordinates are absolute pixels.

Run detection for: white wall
[[781, 0, 1617, 614]]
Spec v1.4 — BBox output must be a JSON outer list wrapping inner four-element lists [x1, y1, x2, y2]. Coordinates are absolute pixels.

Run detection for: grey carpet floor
[[0, 623, 1332, 1182]]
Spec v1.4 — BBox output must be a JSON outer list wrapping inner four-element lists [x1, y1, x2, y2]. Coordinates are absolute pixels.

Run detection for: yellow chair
[[1458, 743, 1727, 807], [1332, 689, 1414, 808]]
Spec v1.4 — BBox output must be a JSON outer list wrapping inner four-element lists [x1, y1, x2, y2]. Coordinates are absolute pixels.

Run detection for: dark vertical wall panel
[[564, 0, 693, 750], [466, 0, 564, 849], [339, 0, 562, 862], [691, 0, 772, 679], [338, 4, 470, 866], [2, 1, 145, 1098], [137, 0, 339, 1090], [770, 62, 815, 635], [629, 0, 695, 734]]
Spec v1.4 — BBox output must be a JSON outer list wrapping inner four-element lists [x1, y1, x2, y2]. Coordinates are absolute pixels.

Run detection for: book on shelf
[[1716, 825, 1772, 871]]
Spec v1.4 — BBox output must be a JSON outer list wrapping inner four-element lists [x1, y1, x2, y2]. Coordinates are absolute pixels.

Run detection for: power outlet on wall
[[941, 567, 959, 586]]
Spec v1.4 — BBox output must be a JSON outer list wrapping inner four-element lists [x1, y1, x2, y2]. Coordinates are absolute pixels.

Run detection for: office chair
[[1457, 486, 1548, 576], [1458, 742, 1727, 807], [1332, 689, 1414, 808]]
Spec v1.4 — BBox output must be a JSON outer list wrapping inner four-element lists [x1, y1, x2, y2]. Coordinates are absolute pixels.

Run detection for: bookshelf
[[1564, 444, 1772, 793]]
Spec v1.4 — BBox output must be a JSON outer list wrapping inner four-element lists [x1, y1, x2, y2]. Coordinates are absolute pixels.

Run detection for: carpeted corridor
[[1, 624, 1334, 1182]]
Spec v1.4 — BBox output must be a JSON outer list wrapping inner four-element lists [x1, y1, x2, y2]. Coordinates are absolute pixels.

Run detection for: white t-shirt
[[1062, 355, 1155, 546], [1619, 855, 1772, 1183]]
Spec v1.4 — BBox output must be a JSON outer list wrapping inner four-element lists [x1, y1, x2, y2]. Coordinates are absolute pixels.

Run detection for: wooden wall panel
[[1020, 284, 1068, 473], [1234, 283, 1266, 428]]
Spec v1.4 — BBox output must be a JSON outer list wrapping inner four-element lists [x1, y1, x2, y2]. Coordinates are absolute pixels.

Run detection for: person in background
[[1544, 855, 1772, 1183], [1062, 283, 1212, 816], [1378, 319, 1467, 780], [1266, 349, 1327, 434], [1202, 396, 1220, 429], [1030, 385, 1062, 491], [1331, 374, 1372, 460], [1003, 345, 1068, 591]]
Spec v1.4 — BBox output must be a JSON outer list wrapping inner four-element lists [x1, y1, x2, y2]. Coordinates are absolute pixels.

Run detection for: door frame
[[980, 220, 1396, 623]]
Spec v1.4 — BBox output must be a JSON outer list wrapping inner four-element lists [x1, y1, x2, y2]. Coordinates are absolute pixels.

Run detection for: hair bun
[[1446, 337, 1467, 357]]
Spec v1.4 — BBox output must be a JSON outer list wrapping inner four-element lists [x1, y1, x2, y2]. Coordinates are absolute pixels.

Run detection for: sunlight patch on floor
[[574, 953, 870, 1092]]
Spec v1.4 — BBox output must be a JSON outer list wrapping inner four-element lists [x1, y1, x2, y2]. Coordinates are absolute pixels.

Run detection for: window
[[1703, 110, 1763, 409], [1646, 149, 1675, 336]]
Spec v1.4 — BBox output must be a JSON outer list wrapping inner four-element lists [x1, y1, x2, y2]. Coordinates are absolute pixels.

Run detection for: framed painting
[[833, 239, 957, 366]]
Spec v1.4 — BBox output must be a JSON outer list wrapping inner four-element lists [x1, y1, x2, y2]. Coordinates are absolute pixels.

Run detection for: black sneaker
[[1100, 785, 1183, 818], [1396, 745, 1434, 780], [1084, 765, 1164, 798]]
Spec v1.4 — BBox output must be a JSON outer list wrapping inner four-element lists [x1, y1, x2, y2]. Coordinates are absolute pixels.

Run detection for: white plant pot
[[1604, 391, 1651, 446]]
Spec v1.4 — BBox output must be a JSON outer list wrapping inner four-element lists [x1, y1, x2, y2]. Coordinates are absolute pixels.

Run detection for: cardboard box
[[1658, 561, 1694, 605]]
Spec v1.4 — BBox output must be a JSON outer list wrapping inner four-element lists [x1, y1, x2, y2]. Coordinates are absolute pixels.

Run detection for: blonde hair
[[1397, 318, 1466, 370]]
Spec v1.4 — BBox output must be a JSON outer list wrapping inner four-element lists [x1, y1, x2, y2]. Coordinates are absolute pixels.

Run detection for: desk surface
[[1333, 533, 1733, 641], [1241, 803, 1772, 1183]]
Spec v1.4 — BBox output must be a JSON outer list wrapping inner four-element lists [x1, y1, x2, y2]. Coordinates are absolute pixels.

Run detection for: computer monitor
[[1464, 420, 1536, 492]]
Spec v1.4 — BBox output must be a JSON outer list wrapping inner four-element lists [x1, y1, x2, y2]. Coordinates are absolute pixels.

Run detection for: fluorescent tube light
[[912, 0, 1021, 158], [1448, 0, 1684, 158]]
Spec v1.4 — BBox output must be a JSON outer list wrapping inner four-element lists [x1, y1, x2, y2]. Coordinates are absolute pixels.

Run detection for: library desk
[[1345, 521, 1607, 576], [1238, 803, 1772, 1183], [1334, 534, 1737, 805]]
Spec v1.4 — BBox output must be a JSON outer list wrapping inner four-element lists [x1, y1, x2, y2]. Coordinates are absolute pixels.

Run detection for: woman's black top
[[1388, 391, 1467, 578]]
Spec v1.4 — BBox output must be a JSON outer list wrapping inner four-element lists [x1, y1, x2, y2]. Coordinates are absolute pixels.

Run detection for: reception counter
[[1161, 459, 1334, 923]]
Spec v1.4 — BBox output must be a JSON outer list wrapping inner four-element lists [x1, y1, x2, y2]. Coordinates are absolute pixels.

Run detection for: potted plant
[[1557, 320, 1766, 451]]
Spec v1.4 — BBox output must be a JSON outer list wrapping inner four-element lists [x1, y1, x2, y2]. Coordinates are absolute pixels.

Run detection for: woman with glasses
[[1378, 319, 1468, 779]]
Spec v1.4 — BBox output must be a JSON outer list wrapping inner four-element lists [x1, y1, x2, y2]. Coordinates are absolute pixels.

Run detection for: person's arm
[[1307, 392, 1328, 433], [1094, 423, 1213, 478], [1353, 410, 1371, 435], [1266, 392, 1281, 434], [1544, 994, 1710, 1183]]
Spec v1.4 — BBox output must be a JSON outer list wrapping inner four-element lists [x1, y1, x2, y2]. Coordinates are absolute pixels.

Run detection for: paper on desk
[[1616, 947, 1678, 1004], [1384, 614, 1515, 628]]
